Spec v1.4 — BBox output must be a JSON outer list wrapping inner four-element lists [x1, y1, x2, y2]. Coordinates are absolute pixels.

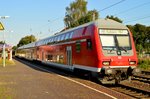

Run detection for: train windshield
[[99, 29, 131, 51]]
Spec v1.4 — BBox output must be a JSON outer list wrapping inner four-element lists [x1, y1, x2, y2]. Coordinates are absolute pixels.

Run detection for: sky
[[0, 0, 150, 46]]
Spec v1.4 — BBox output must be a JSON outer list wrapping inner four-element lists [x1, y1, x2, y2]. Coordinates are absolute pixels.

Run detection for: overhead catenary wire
[[114, 1, 150, 16], [39, 0, 127, 35], [38, 0, 150, 39], [39, 0, 150, 37], [31, 0, 150, 36], [99, 0, 126, 12], [124, 15, 150, 24], [38, 17, 63, 30], [37, 0, 127, 32]]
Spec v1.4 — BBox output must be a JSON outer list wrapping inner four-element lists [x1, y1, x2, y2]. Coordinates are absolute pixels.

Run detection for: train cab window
[[76, 41, 81, 52], [100, 35, 115, 50], [117, 36, 131, 50], [87, 39, 92, 50]]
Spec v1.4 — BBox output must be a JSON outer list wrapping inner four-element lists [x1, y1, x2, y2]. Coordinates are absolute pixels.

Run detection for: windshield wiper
[[119, 47, 127, 52]]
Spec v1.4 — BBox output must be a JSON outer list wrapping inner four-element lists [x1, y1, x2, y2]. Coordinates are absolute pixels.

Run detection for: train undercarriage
[[97, 67, 141, 84]]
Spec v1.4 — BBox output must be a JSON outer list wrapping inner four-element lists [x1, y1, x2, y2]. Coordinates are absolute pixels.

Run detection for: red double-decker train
[[16, 19, 140, 84]]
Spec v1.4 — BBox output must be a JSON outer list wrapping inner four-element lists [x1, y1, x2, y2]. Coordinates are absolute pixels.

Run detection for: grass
[[138, 58, 150, 70], [0, 87, 12, 99], [0, 59, 15, 66]]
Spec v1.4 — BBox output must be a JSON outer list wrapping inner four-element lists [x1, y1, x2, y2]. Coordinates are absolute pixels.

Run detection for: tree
[[106, 15, 123, 23], [64, 0, 99, 28], [127, 24, 150, 54], [17, 35, 37, 47], [0, 41, 4, 44], [12, 46, 17, 51], [78, 9, 99, 25]]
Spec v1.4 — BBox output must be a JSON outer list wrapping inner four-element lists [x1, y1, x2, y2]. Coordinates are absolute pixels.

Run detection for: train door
[[66, 46, 72, 66], [42, 50, 44, 61]]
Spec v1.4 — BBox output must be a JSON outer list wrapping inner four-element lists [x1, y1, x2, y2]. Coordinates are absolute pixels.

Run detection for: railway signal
[[0, 22, 4, 30], [0, 16, 9, 67]]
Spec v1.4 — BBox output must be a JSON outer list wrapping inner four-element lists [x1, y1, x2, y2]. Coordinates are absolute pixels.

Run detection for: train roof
[[18, 18, 128, 50], [96, 18, 127, 29]]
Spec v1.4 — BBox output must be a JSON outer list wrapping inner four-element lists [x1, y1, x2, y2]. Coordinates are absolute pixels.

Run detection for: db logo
[[118, 56, 122, 59]]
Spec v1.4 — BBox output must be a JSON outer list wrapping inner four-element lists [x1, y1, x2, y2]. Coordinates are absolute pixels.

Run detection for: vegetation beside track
[[0, 59, 15, 66], [138, 58, 150, 70], [0, 87, 12, 99]]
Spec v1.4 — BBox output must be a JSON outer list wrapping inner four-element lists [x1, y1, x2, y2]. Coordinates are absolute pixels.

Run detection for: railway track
[[141, 70, 150, 75], [109, 70, 150, 98], [110, 83, 150, 99], [132, 74, 150, 84], [132, 69, 150, 84]]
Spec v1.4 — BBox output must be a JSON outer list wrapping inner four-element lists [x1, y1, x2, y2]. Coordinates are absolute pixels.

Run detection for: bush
[[138, 59, 150, 70]]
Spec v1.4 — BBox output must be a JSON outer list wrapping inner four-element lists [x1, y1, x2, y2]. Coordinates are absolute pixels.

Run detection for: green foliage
[[12, 46, 17, 51], [106, 15, 123, 23], [0, 87, 12, 99], [127, 24, 150, 54], [138, 59, 150, 70], [0, 41, 4, 44], [17, 35, 36, 47], [0, 59, 15, 65], [64, 0, 99, 28]]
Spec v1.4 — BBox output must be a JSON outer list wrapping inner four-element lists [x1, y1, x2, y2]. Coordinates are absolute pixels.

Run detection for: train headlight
[[129, 61, 136, 65], [103, 61, 110, 66]]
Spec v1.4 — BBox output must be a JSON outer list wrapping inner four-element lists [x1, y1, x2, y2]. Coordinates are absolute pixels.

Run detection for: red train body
[[16, 19, 140, 84]]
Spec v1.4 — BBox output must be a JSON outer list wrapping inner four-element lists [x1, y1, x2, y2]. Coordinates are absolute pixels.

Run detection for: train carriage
[[16, 19, 140, 84]]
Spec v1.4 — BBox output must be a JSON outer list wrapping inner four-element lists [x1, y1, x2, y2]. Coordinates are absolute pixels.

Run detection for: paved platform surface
[[0, 59, 132, 99]]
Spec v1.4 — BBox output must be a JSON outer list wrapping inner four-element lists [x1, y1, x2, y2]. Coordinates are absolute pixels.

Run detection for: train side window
[[41, 40, 44, 45], [51, 37, 54, 43], [61, 34, 65, 41], [76, 41, 81, 53], [54, 36, 57, 42], [69, 32, 74, 39], [47, 55, 53, 61], [45, 39, 48, 45], [49, 38, 51, 43], [57, 35, 61, 42], [65, 33, 70, 40], [47, 38, 50, 44], [87, 39, 92, 50], [59, 55, 64, 64], [37, 55, 39, 59]]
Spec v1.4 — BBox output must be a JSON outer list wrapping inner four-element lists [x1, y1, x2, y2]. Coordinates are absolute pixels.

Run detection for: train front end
[[95, 19, 140, 84]]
